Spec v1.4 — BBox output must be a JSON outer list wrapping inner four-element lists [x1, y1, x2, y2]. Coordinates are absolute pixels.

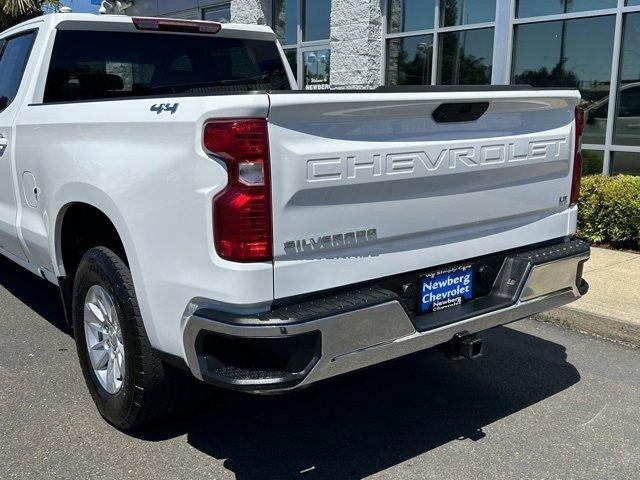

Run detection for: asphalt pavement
[[1, 255, 639, 480]]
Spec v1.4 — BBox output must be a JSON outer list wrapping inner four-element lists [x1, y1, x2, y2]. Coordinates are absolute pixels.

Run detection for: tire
[[72, 246, 186, 430]]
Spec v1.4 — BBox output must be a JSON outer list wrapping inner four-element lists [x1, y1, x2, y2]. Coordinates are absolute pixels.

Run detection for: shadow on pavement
[[182, 328, 579, 479], [0, 254, 581, 479], [0, 255, 70, 335]]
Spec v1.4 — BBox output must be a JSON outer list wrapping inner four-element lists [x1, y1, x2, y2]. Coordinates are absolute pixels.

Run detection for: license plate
[[421, 265, 474, 313]]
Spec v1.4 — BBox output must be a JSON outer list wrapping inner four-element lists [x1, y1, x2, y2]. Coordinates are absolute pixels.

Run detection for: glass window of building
[[386, 35, 433, 85], [512, 16, 616, 145], [385, 1, 495, 86], [611, 152, 640, 175], [303, 0, 331, 41], [516, 0, 617, 18], [387, 0, 436, 34], [273, 1, 331, 89], [273, 0, 298, 46], [284, 49, 297, 81], [438, 28, 493, 85], [441, 0, 496, 27], [303, 49, 330, 90], [202, 3, 231, 23], [582, 150, 605, 176], [614, 12, 640, 147]]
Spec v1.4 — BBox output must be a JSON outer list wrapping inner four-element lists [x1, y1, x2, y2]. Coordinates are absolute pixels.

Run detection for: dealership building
[[126, 1, 640, 176]]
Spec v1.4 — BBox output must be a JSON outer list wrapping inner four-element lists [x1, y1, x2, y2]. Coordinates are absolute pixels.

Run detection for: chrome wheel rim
[[83, 285, 125, 395]]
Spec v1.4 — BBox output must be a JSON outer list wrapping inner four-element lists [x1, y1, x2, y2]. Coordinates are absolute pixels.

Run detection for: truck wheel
[[72, 247, 185, 430]]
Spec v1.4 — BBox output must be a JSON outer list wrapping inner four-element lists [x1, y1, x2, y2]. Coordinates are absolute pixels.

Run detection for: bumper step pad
[[197, 286, 400, 325]]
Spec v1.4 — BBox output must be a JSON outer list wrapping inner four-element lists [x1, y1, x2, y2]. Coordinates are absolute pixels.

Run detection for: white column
[[491, 0, 513, 85], [330, 0, 384, 89], [231, 0, 272, 25]]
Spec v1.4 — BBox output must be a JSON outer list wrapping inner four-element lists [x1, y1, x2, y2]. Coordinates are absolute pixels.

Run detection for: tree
[[514, 62, 580, 89], [1, 1, 60, 31]]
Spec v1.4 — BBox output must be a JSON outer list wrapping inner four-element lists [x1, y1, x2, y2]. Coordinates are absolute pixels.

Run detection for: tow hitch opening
[[445, 331, 484, 360]]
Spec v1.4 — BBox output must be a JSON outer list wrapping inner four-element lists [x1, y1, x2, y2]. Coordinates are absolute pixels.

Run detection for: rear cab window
[[44, 30, 291, 103]]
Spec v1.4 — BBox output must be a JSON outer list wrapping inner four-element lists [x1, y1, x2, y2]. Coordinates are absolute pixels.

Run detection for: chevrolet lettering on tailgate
[[307, 138, 569, 183]]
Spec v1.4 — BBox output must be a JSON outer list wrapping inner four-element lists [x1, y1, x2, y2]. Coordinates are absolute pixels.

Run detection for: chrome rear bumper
[[182, 240, 590, 393]]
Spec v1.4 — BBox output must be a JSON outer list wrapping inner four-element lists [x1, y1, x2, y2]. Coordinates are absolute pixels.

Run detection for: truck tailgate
[[267, 89, 581, 300]]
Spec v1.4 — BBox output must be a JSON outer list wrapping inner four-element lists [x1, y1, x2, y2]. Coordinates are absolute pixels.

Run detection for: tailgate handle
[[432, 102, 489, 123]]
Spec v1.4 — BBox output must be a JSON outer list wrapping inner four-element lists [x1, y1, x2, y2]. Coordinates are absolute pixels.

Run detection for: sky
[[60, 0, 99, 13]]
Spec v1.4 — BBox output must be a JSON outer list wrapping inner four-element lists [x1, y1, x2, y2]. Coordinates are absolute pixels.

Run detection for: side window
[[589, 100, 609, 121], [0, 30, 37, 112], [618, 85, 640, 118]]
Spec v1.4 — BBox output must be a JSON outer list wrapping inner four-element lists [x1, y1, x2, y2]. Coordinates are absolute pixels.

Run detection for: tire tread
[[74, 247, 187, 430]]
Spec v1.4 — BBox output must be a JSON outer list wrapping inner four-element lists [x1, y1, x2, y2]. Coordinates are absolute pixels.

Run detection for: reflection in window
[[284, 49, 297, 81], [43, 31, 291, 103], [273, 0, 298, 45], [512, 16, 615, 145], [441, 0, 496, 27], [303, 0, 331, 41], [438, 28, 493, 85], [614, 13, 640, 146], [386, 35, 433, 85], [617, 86, 640, 119], [0, 31, 37, 112], [387, 0, 435, 33], [611, 152, 640, 176], [516, 0, 616, 18], [202, 4, 231, 23], [582, 150, 605, 176], [303, 49, 330, 90], [627, 0, 640, 5]]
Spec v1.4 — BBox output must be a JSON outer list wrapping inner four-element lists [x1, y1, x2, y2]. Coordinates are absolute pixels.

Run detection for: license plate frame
[[420, 264, 474, 314]]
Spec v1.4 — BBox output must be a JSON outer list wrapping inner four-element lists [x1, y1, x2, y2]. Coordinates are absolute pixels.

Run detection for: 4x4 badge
[[150, 103, 179, 115]]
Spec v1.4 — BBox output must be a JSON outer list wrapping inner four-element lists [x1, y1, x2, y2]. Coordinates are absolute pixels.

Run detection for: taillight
[[204, 119, 272, 262], [132, 17, 222, 34], [571, 107, 584, 205]]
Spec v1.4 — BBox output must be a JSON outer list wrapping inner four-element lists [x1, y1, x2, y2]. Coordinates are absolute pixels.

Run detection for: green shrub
[[578, 175, 640, 249], [581, 151, 604, 176]]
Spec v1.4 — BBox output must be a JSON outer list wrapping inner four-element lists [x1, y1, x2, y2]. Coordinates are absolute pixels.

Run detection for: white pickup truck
[[1, 13, 590, 430]]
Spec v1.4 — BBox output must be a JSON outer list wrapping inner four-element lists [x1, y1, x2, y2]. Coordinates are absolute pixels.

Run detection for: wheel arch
[[51, 184, 134, 277], [56, 202, 128, 281], [50, 183, 144, 328]]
